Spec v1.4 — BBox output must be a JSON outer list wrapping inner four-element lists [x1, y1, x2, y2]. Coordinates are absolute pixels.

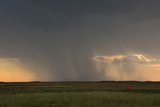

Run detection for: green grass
[[1, 81, 160, 107], [1, 81, 160, 93], [0, 92, 160, 107]]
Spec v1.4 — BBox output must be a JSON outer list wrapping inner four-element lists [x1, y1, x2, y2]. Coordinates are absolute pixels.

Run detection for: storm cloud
[[1, 0, 160, 81]]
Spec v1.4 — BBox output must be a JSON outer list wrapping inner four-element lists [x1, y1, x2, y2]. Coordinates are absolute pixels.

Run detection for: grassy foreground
[[0, 81, 160, 107], [0, 92, 160, 107]]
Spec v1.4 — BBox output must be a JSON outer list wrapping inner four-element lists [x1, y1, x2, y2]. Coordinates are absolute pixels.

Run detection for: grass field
[[0, 81, 160, 107]]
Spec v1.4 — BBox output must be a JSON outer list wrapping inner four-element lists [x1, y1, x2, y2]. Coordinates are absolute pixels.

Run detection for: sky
[[1, 0, 160, 81]]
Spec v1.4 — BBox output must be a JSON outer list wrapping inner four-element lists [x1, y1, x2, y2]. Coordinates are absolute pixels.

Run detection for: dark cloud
[[24, 0, 160, 15], [1, 0, 160, 81]]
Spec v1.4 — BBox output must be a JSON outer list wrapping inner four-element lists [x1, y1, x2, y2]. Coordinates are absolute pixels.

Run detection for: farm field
[[0, 81, 160, 107]]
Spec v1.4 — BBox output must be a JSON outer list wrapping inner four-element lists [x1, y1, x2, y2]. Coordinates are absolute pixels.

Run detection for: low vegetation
[[0, 81, 160, 107]]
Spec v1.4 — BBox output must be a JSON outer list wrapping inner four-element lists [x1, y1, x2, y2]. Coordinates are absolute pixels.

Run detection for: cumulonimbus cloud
[[93, 53, 160, 81]]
